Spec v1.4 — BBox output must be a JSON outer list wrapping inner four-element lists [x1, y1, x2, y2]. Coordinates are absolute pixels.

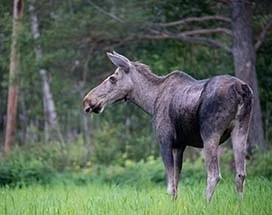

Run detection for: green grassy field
[[0, 177, 271, 215]]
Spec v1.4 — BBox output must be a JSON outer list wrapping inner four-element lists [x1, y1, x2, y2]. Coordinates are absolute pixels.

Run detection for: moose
[[83, 51, 253, 201]]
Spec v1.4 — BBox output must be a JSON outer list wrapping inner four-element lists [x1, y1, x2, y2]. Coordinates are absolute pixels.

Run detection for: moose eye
[[109, 76, 117, 84]]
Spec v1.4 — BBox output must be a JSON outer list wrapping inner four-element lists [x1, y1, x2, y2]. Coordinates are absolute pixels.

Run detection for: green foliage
[[247, 151, 272, 179], [90, 156, 165, 188], [0, 136, 91, 186], [1, 140, 272, 188], [256, 36, 272, 142], [0, 147, 55, 186], [91, 123, 124, 165]]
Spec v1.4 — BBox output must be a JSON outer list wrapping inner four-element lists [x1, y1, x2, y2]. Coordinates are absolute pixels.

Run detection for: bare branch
[[155, 16, 231, 27], [101, 31, 232, 53], [181, 28, 232, 36], [86, 0, 123, 23], [82, 14, 232, 53], [181, 36, 232, 53], [102, 36, 135, 50], [255, 17, 272, 51], [218, 0, 231, 5], [137, 33, 232, 53]]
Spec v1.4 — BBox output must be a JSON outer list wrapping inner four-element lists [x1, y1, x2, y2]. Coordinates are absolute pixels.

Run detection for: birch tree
[[28, 0, 62, 142]]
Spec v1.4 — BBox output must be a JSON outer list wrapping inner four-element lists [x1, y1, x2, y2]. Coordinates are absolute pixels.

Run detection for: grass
[[0, 177, 271, 215]]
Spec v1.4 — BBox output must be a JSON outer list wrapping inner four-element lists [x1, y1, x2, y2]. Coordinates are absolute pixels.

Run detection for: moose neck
[[128, 64, 163, 115]]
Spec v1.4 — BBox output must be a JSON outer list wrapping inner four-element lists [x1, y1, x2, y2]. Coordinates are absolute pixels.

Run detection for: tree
[[28, 0, 62, 142], [231, 0, 267, 153], [4, 0, 24, 153]]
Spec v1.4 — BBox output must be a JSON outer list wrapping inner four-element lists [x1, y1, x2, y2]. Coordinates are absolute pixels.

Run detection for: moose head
[[83, 51, 135, 114]]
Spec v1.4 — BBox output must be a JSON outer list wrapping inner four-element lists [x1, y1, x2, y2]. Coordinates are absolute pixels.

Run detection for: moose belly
[[175, 127, 203, 148], [174, 116, 204, 148], [175, 122, 232, 148]]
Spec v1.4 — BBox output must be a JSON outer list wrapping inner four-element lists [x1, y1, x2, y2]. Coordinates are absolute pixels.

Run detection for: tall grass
[[1, 177, 271, 215], [0, 145, 271, 214]]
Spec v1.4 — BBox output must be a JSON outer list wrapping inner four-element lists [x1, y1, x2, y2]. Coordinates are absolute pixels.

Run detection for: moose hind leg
[[231, 119, 249, 200], [172, 148, 185, 199], [203, 135, 221, 202]]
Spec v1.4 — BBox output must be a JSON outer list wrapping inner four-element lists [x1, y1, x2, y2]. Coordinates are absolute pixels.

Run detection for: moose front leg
[[159, 139, 176, 198]]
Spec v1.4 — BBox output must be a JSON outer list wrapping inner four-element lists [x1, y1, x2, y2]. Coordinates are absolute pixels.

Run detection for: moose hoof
[[167, 187, 178, 200]]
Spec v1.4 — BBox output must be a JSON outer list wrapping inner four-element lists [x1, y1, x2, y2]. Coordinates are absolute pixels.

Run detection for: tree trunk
[[231, 0, 265, 154], [29, 0, 63, 142], [4, 0, 24, 153]]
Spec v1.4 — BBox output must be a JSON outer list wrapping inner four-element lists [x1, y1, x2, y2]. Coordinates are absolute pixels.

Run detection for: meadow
[[1, 174, 271, 214], [1, 148, 272, 215]]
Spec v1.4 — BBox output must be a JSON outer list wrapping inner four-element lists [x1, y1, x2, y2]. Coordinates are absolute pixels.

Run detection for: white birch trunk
[[29, 0, 62, 142]]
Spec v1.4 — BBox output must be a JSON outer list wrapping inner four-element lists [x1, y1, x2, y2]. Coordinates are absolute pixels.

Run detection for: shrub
[[0, 147, 55, 186], [90, 156, 165, 188], [247, 151, 272, 179], [0, 136, 89, 186], [91, 123, 124, 165]]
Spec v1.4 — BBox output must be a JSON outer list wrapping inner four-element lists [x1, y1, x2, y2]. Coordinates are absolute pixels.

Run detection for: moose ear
[[106, 52, 131, 72]]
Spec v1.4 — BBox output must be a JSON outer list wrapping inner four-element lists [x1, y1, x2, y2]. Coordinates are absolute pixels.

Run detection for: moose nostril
[[84, 106, 91, 113]]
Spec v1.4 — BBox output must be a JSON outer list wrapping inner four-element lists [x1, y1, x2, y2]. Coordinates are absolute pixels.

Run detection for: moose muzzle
[[83, 96, 103, 114]]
